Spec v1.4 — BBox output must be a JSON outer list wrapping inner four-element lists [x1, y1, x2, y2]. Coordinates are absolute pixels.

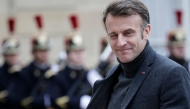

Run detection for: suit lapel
[[88, 65, 121, 109], [121, 63, 151, 109], [121, 47, 156, 109]]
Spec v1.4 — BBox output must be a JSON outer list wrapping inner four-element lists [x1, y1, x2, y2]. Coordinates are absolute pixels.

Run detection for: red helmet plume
[[175, 10, 182, 26], [8, 17, 15, 34], [35, 15, 43, 30], [70, 15, 78, 30]]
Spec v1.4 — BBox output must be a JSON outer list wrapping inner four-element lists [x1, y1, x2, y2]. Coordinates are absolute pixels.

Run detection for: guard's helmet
[[31, 33, 50, 51], [31, 15, 50, 51], [64, 15, 84, 52], [2, 17, 20, 55], [2, 37, 20, 55], [167, 29, 185, 47]]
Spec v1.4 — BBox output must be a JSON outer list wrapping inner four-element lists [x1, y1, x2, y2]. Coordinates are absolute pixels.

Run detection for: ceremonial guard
[[96, 37, 117, 78], [167, 29, 189, 71], [43, 15, 92, 109], [0, 17, 22, 108], [6, 15, 51, 109], [167, 10, 189, 72]]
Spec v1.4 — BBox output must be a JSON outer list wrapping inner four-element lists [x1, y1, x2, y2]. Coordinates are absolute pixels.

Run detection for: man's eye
[[110, 35, 117, 38], [126, 31, 132, 34], [124, 31, 133, 36]]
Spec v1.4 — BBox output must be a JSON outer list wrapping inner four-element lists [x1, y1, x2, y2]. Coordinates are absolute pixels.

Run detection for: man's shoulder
[[154, 53, 181, 67], [153, 53, 188, 74], [18, 62, 39, 80]]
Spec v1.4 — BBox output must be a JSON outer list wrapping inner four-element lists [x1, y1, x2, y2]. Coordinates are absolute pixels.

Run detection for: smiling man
[[87, 0, 190, 109]]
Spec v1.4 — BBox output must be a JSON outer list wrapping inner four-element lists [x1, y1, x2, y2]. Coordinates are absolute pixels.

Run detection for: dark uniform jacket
[[0, 63, 19, 91], [7, 61, 49, 109], [45, 65, 92, 109], [0, 63, 20, 108], [87, 46, 190, 109]]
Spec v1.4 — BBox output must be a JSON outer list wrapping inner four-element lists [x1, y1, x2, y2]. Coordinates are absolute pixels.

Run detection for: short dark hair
[[103, 0, 150, 31]]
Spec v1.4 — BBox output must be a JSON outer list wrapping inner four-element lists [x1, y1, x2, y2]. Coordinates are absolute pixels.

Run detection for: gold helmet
[[2, 37, 20, 55], [65, 33, 84, 52], [31, 33, 50, 51], [167, 10, 185, 47], [31, 15, 50, 51], [64, 15, 84, 52], [167, 29, 185, 47], [2, 17, 20, 55]]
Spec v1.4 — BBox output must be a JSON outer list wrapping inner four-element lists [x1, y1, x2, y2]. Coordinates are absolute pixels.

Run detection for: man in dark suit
[[87, 0, 190, 109]]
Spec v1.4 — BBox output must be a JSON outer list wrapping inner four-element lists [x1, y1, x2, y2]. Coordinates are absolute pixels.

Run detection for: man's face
[[4, 54, 19, 66], [33, 50, 49, 63], [67, 50, 85, 66], [168, 46, 185, 59], [105, 14, 150, 63]]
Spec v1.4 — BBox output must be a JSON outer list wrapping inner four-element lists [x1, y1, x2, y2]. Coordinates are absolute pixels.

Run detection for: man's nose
[[117, 34, 126, 47]]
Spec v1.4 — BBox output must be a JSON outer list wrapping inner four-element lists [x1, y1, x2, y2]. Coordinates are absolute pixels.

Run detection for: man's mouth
[[117, 48, 132, 51]]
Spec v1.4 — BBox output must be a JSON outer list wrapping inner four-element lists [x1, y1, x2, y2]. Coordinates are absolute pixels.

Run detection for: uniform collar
[[33, 61, 49, 70], [67, 61, 84, 71]]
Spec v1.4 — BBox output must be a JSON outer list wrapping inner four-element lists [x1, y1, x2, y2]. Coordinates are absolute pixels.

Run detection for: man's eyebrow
[[123, 28, 135, 33], [108, 28, 135, 35], [124, 28, 135, 31], [108, 32, 116, 36]]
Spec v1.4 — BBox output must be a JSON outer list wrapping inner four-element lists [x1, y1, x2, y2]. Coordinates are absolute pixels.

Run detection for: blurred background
[[0, 0, 190, 68]]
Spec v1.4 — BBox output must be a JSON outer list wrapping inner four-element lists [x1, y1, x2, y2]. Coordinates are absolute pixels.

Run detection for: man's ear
[[143, 24, 151, 40]]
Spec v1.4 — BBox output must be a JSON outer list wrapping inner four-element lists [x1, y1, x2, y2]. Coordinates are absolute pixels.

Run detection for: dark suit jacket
[[87, 47, 190, 109]]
